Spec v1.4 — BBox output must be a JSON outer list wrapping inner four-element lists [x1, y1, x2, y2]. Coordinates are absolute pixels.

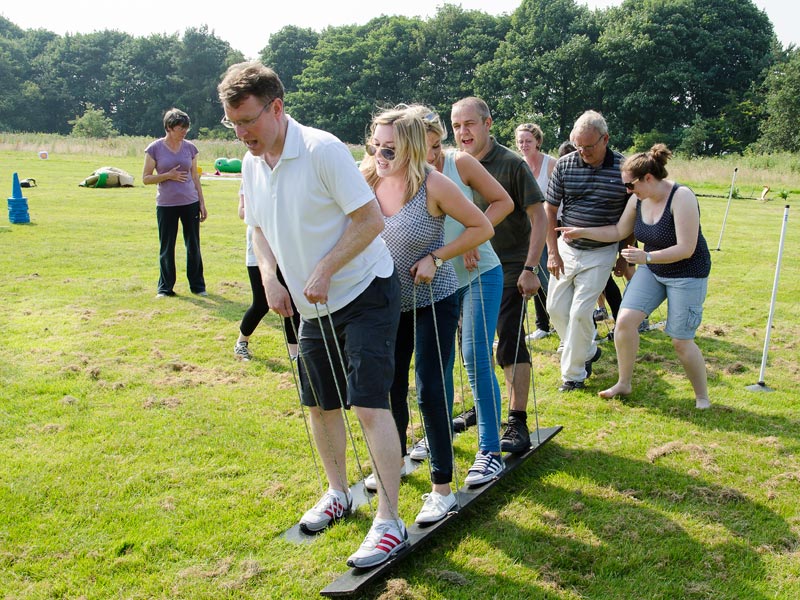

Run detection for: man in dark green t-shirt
[[451, 96, 547, 453]]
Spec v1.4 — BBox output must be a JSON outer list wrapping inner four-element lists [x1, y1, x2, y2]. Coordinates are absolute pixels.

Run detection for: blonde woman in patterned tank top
[[360, 106, 494, 525]]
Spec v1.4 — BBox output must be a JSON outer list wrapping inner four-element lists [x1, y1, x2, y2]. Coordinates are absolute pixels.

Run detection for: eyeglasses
[[574, 134, 606, 153], [221, 100, 273, 129], [365, 144, 396, 161], [623, 177, 641, 190]]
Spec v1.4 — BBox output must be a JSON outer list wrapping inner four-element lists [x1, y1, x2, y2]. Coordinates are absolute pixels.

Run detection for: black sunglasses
[[623, 177, 641, 191], [365, 144, 396, 161]]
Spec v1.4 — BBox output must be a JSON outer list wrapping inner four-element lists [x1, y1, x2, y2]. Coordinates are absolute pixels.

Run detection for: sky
[[1, 0, 796, 60]]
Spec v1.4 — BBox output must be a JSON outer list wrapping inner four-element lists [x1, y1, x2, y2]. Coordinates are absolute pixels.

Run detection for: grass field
[[1, 145, 799, 600]]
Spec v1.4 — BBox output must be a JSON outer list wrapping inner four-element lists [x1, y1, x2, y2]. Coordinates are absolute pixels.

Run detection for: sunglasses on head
[[365, 144, 396, 161]]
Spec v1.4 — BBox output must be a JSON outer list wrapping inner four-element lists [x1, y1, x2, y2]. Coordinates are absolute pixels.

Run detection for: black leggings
[[240, 265, 299, 344], [603, 276, 623, 322]]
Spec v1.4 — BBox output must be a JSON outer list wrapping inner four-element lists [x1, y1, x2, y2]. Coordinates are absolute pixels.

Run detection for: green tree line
[[1, 0, 798, 154]]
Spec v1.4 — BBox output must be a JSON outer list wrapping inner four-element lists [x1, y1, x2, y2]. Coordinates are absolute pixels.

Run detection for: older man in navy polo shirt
[[545, 110, 629, 392]]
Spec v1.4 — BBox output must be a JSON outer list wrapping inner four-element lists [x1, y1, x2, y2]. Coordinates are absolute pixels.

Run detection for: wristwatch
[[430, 252, 443, 268], [645, 252, 652, 264], [523, 265, 539, 275]]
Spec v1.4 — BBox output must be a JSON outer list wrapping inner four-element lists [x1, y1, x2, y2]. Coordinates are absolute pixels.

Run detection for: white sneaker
[[364, 462, 408, 492], [415, 491, 457, 525], [556, 339, 564, 354], [526, 328, 550, 341], [409, 437, 429, 461], [298, 489, 351, 534], [346, 518, 408, 568]]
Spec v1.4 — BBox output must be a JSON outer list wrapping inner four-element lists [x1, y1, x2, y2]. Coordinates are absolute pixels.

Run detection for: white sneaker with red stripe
[[346, 518, 408, 568], [299, 489, 352, 534]]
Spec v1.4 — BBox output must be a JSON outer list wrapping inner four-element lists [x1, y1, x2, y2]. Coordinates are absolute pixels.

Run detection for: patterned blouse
[[381, 174, 458, 311]]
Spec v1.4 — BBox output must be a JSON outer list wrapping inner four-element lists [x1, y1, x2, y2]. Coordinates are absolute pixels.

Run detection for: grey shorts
[[297, 272, 400, 410], [620, 266, 708, 339]]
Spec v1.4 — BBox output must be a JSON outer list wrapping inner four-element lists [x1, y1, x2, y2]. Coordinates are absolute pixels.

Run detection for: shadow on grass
[[178, 291, 244, 323], [362, 444, 796, 600], [593, 331, 800, 446]]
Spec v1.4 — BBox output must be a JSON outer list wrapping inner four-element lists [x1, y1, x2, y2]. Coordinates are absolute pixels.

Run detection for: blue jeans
[[390, 292, 459, 485], [156, 202, 205, 294], [445, 266, 503, 453]]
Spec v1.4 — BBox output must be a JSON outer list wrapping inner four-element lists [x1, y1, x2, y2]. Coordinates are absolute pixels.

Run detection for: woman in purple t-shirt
[[143, 108, 207, 297]]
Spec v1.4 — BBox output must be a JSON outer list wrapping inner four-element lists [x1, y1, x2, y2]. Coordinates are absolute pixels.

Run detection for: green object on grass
[[214, 157, 242, 173]]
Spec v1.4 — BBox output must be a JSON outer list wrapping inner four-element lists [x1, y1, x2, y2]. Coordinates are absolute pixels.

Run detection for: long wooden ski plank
[[320, 425, 562, 597]]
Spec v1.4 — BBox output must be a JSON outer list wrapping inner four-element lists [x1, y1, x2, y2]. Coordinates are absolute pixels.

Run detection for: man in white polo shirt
[[218, 62, 406, 569]]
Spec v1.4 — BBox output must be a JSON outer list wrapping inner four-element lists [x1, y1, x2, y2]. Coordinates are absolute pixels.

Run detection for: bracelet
[[523, 265, 539, 275]]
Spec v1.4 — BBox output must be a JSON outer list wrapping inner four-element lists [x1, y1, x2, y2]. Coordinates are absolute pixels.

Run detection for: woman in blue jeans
[[411, 106, 514, 486], [361, 106, 493, 524]]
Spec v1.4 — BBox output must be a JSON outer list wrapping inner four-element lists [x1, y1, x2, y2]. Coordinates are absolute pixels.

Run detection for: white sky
[[1, 0, 795, 60]]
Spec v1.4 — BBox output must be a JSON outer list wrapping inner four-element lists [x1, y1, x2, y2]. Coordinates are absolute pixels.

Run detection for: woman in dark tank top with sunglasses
[[555, 144, 712, 409]]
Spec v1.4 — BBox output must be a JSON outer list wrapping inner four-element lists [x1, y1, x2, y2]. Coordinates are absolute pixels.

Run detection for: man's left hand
[[304, 266, 332, 305]]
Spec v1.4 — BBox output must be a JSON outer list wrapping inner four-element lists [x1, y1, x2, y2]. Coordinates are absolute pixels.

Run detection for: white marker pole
[[747, 204, 790, 392], [715, 167, 738, 251]]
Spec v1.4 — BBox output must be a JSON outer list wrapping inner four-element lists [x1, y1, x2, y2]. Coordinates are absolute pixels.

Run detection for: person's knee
[[353, 405, 381, 427], [568, 306, 593, 330], [615, 311, 641, 332], [672, 337, 693, 355]]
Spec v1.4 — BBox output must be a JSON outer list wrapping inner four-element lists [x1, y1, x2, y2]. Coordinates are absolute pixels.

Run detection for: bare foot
[[695, 398, 711, 410], [598, 383, 632, 399]]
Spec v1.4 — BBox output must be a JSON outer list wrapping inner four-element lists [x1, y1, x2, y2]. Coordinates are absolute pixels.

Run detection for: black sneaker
[[558, 380, 586, 392], [585, 347, 602, 378], [452, 406, 477, 432], [500, 417, 531, 453]]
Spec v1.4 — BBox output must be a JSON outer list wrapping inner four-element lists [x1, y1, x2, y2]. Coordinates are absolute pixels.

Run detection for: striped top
[[381, 174, 458, 312], [547, 148, 629, 250], [635, 183, 711, 279]]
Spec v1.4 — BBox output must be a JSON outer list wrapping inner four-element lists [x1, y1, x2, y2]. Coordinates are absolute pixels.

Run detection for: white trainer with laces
[[526, 328, 551, 341], [409, 437, 429, 461], [299, 489, 351, 534], [415, 491, 457, 525], [346, 518, 408, 568], [364, 462, 409, 493]]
